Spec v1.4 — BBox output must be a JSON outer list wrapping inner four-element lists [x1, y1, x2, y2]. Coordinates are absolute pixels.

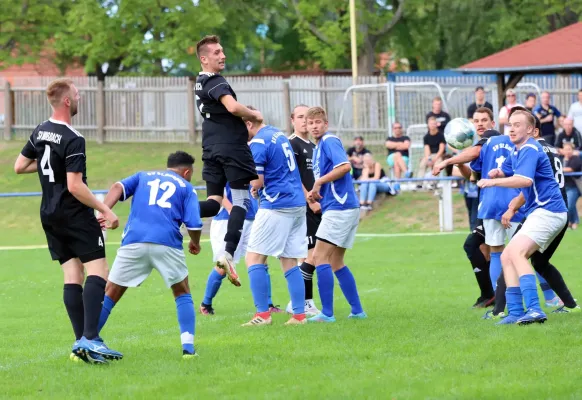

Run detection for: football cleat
[[269, 304, 284, 313], [516, 309, 547, 325], [472, 296, 495, 308], [552, 305, 581, 314], [216, 253, 241, 287], [199, 303, 215, 315], [348, 312, 368, 319], [241, 314, 272, 327], [545, 296, 564, 308], [495, 315, 521, 325], [307, 313, 336, 323], [74, 336, 123, 360], [182, 350, 199, 360], [285, 316, 307, 325], [482, 310, 506, 320]]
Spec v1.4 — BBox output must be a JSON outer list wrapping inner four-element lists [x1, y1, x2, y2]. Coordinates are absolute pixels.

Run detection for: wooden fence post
[[4, 81, 12, 141], [283, 80, 292, 134], [96, 80, 105, 144], [187, 78, 196, 145]]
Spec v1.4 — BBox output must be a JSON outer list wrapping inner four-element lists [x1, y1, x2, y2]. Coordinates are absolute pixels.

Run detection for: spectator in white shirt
[[567, 89, 582, 134], [498, 88, 523, 135]]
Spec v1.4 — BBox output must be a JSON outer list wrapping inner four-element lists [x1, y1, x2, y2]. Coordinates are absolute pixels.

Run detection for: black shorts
[[306, 207, 322, 250], [472, 218, 485, 238], [202, 144, 258, 187], [42, 216, 105, 265]]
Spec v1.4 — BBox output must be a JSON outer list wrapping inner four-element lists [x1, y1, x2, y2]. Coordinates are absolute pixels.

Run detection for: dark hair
[[474, 107, 493, 121], [475, 86, 484, 92], [526, 92, 536, 99], [533, 114, 541, 133], [508, 105, 529, 118], [196, 35, 220, 59], [167, 151, 195, 168], [242, 105, 258, 122]]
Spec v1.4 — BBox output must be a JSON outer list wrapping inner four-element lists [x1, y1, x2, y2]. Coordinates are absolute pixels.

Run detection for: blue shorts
[[386, 153, 409, 168]]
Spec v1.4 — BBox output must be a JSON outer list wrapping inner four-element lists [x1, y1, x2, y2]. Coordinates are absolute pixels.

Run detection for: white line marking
[[0, 232, 467, 251]]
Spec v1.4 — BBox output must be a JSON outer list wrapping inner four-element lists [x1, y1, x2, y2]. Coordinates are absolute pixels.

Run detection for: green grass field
[[2, 141, 582, 399]]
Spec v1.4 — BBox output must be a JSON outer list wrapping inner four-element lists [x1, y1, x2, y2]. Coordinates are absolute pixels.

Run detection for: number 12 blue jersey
[[118, 171, 203, 249], [249, 125, 305, 209]]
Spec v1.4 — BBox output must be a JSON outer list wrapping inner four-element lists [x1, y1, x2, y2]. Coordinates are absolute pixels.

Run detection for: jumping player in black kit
[[488, 107, 580, 317], [13, 78, 123, 364], [285, 104, 321, 316], [194, 35, 263, 286]]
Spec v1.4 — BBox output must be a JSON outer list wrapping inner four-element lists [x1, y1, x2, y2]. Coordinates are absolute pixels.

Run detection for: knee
[[500, 250, 512, 268], [463, 234, 477, 258], [171, 279, 190, 298]]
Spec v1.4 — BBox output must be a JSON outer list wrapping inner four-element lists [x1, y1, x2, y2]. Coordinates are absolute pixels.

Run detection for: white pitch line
[[0, 231, 466, 251]]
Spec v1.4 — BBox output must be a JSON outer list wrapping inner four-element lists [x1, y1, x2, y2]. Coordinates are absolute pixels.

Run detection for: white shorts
[[316, 208, 360, 249], [109, 243, 187, 288], [483, 219, 519, 247], [247, 207, 307, 259], [209, 219, 253, 264], [513, 208, 568, 253]]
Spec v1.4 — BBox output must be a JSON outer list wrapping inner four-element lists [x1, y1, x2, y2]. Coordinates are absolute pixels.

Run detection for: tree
[[0, 0, 71, 68], [291, 0, 405, 75]]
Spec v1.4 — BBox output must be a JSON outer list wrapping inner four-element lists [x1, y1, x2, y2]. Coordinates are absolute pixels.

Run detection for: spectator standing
[[385, 122, 411, 179], [498, 88, 523, 135], [525, 93, 537, 112], [534, 91, 561, 144], [567, 89, 582, 134], [359, 154, 395, 210], [426, 96, 451, 135], [466, 87, 493, 120], [346, 136, 371, 180], [562, 142, 582, 230], [555, 117, 582, 156], [418, 117, 446, 179]]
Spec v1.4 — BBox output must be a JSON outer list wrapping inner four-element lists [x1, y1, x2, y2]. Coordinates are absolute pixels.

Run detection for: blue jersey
[[213, 183, 257, 221], [501, 138, 567, 216], [313, 133, 359, 212], [249, 125, 305, 209], [470, 135, 524, 221], [118, 171, 203, 249]]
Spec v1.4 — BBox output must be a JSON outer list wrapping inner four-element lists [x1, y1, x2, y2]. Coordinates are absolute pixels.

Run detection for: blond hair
[[306, 106, 327, 122], [46, 78, 74, 108], [510, 110, 535, 128]]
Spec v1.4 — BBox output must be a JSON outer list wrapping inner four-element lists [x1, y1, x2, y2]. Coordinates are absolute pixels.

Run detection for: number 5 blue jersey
[[501, 137, 567, 216], [313, 133, 359, 212], [470, 135, 524, 222], [249, 125, 305, 209], [118, 171, 203, 249]]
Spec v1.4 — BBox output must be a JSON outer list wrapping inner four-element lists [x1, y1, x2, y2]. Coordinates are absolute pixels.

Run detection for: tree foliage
[[1, 0, 581, 76]]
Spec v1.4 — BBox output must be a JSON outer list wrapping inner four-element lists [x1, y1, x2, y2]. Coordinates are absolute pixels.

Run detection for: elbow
[[521, 178, 533, 187], [341, 164, 352, 175], [225, 103, 238, 115]]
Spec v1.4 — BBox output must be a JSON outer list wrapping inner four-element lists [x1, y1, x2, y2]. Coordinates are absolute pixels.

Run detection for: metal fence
[[0, 75, 385, 143], [2, 73, 582, 146]]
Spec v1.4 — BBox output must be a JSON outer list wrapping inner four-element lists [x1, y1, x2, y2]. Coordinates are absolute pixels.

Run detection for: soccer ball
[[444, 118, 476, 150]]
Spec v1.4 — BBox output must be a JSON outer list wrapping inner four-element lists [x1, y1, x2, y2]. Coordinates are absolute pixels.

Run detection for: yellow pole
[[349, 0, 359, 135]]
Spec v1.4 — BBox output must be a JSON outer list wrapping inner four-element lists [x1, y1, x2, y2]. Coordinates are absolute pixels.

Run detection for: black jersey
[[20, 119, 93, 222], [537, 138, 567, 204], [289, 134, 316, 191], [195, 72, 248, 147]]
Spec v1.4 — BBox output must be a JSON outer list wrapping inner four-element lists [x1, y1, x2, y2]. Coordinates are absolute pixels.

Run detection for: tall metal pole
[[349, 0, 359, 135]]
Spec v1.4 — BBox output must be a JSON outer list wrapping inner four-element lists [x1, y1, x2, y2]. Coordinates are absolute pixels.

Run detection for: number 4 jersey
[[21, 118, 93, 223], [249, 125, 305, 209], [118, 171, 203, 249]]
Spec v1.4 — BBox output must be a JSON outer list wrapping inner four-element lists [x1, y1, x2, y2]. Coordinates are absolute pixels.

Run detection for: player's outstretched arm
[[220, 95, 263, 122], [14, 154, 37, 174], [432, 145, 481, 176], [67, 172, 119, 229]]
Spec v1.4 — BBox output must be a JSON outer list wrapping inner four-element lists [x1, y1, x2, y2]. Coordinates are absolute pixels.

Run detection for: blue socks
[[520, 274, 541, 312], [248, 264, 270, 313], [536, 273, 556, 301], [316, 264, 335, 317], [489, 252, 502, 290], [266, 266, 273, 306], [202, 269, 225, 305], [175, 293, 195, 354], [285, 266, 305, 315], [97, 295, 116, 333], [505, 287, 525, 317], [335, 266, 363, 315]]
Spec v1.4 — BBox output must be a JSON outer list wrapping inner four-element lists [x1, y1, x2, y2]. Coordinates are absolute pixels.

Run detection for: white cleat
[[286, 299, 320, 317]]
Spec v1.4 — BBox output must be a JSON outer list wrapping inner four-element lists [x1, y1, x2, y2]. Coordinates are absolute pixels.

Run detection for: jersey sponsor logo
[[491, 142, 512, 152], [37, 131, 62, 144]]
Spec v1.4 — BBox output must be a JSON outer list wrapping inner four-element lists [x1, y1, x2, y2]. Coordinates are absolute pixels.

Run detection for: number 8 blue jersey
[[249, 125, 305, 209], [118, 171, 203, 249]]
